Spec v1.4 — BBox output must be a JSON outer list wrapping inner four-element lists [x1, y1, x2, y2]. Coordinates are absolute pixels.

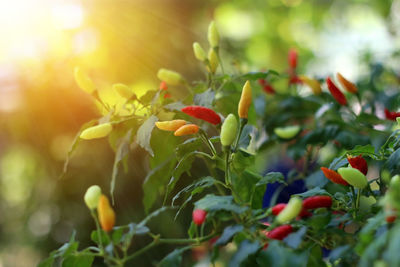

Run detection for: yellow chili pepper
[[80, 123, 112, 140], [155, 120, 187, 132], [207, 48, 219, 74], [113, 83, 134, 99], [299, 75, 322, 95], [98, 195, 116, 232], [337, 73, 358, 94], [174, 124, 199, 136], [157, 68, 185, 86], [238, 80, 252, 119], [207, 21, 219, 48], [193, 42, 206, 61], [74, 67, 96, 94]]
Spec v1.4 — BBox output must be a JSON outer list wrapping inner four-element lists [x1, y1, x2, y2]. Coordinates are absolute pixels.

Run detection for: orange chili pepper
[[98, 195, 115, 232], [174, 124, 199, 136], [337, 73, 358, 94], [238, 80, 252, 119]]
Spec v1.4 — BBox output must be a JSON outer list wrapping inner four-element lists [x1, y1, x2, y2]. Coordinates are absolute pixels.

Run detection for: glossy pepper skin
[[303, 196, 332, 210], [347, 155, 368, 175], [326, 77, 347, 106], [98, 195, 116, 232], [84, 185, 102, 210], [288, 48, 298, 69], [238, 80, 252, 119], [181, 106, 221, 125], [271, 203, 287, 215], [157, 68, 185, 86], [276, 197, 302, 224], [192, 209, 207, 225], [155, 120, 187, 132], [174, 124, 199, 136], [80, 123, 113, 140], [266, 225, 293, 240], [321, 167, 349, 186], [337, 73, 358, 94], [220, 114, 238, 146], [337, 167, 368, 189]]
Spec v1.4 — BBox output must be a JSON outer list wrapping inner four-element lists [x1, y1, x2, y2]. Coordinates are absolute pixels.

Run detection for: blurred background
[[0, 0, 398, 266]]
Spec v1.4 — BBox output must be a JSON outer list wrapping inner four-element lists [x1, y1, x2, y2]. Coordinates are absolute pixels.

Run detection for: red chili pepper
[[326, 77, 347, 106], [289, 75, 302, 85], [321, 167, 349, 186], [192, 209, 207, 225], [347, 155, 368, 175], [384, 108, 400, 121], [266, 225, 293, 240], [164, 93, 172, 99], [263, 84, 276, 94], [271, 203, 286, 215], [303, 196, 332, 210], [258, 79, 266, 86], [386, 215, 396, 223], [159, 81, 168, 91], [298, 208, 312, 218], [288, 48, 298, 69], [181, 106, 221, 125]]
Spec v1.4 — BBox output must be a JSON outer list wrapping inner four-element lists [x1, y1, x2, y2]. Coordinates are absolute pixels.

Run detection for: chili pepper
[[163, 93, 172, 99], [276, 197, 302, 224], [181, 106, 221, 125], [159, 81, 168, 91], [289, 75, 302, 85], [298, 208, 312, 218], [74, 67, 96, 94], [258, 79, 266, 86], [274, 125, 301, 139], [84, 185, 102, 210], [98, 195, 115, 232], [220, 114, 238, 147], [384, 108, 400, 121], [347, 155, 368, 175], [157, 68, 185, 86], [266, 225, 293, 240], [386, 215, 396, 223], [299, 75, 322, 95], [207, 48, 219, 74], [238, 80, 252, 119], [207, 21, 219, 48], [326, 77, 347, 106], [271, 203, 287, 215], [337, 167, 368, 188], [192, 209, 207, 225], [337, 73, 358, 94], [263, 84, 276, 94], [193, 42, 206, 61], [321, 167, 349, 186], [155, 120, 187, 131], [174, 124, 199, 136], [80, 123, 112, 140], [113, 83, 134, 99], [303, 196, 332, 210], [288, 48, 298, 69]]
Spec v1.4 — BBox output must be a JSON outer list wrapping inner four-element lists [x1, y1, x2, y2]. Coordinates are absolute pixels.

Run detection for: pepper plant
[[40, 21, 400, 267]]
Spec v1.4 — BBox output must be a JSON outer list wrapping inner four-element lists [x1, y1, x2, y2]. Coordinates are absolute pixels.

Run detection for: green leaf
[[383, 224, 400, 266], [238, 70, 279, 80], [215, 225, 244, 246], [175, 137, 202, 160], [294, 187, 331, 198], [158, 246, 192, 267], [62, 253, 94, 267], [194, 88, 215, 107], [347, 144, 378, 158], [91, 230, 111, 246], [256, 172, 286, 186], [195, 194, 248, 214], [110, 130, 131, 203], [229, 240, 260, 267], [136, 115, 158, 156], [163, 101, 185, 111], [359, 229, 389, 267], [142, 159, 177, 213], [385, 148, 400, 175], [232, 150, 255, 173], [284, 226, 307, 249], [139, 90, 158, 103], [256, 241, 308, 267]]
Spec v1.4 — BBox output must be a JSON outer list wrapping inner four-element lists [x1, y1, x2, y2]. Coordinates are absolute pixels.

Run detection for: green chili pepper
[[276, 197, 302, 224], [337, 167, 368, 188], [220, 114, 238, 147]]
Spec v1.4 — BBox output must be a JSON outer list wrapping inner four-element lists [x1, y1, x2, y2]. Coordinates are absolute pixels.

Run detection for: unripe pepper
[[321, 167, 349, 186], [266, 225, 293, 240], [347, 155, 368, 175], [337, 167, 368, 189], [326, 77, 347, 106], [276, 197, 302, 224], [238, 80, 252, 119], [84, 185, 102, 210], [274, 125, 301, 139], [74, 67, 96, 94], [155, 120, 187, 131], [220, 114, 238, 147], [113, 83, 134, 99], [181, 106, 221, 125], [192, 209, 207, 225], [157, 68, 185, 86], [193, 42, 206, 61], [303, 196, 332, 210], [207, 21, 219, 48], [174, 124, 199, 136], [337, 73, 358, 94], [80, 123, 112, 140], [98, 195, 115, 232], [207, 48, 219, 74], [299, 75, 322, 95]]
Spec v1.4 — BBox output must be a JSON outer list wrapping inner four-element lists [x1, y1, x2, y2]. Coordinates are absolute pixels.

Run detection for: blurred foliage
[[0, 0, 398, 266]]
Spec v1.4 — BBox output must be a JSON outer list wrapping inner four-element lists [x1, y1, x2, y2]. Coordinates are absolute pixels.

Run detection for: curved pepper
[[326, 77, 347, 106], [337, 73, 358, 94], [321, 167, 349, 186], [174, 124, 199, 136], [181, 106, 221, 125], [303, 196, 332, 210], [276, 197, 302, 224], [347, 155, 368, 175], [238, 80, 252, 119], [80, 123, 112, 140], [155, 120, 187, 132]]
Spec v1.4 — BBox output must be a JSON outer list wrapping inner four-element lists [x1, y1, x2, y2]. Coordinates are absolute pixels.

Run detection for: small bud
[[207, 21, 220, 48], [84, 185, 102, 210], [157, 68, 185, 86], [207, 49, 219, 74], [74, 67, 96, 94], [193, 42, 206, 61], [80, 123, 113, 140]]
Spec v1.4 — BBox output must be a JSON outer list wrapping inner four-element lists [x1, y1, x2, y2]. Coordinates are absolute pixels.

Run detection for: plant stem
[[224, 148, 231, 185], [350, 186, 357, 218], [356, 189, 362, 211], [232, 118, 247, 153], [198, 130, 217, 158]]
